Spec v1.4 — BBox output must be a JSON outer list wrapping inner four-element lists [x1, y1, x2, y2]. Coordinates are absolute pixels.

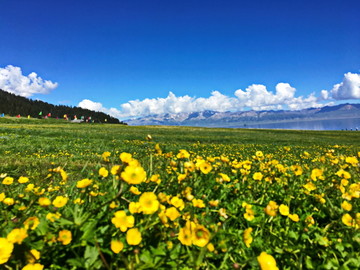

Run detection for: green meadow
[[1, 118, 359, 269]]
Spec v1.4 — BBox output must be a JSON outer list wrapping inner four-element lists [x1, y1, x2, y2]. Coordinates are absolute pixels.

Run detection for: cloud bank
[[0, 65, 58, 97], [76, 71, 358, 119]]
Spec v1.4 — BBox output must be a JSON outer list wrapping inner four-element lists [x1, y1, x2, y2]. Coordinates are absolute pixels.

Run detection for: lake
[[240, 118, 360, 131]]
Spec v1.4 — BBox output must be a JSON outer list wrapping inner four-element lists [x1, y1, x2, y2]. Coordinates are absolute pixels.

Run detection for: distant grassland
[[1, 117, 360, 175]]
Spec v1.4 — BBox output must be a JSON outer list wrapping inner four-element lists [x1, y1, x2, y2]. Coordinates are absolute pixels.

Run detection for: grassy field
[[1, 118, 360, 269]]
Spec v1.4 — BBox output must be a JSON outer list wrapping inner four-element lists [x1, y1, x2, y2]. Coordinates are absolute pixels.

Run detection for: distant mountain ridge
[[0, 89, 124, 124], [125, 103, 360, 127]]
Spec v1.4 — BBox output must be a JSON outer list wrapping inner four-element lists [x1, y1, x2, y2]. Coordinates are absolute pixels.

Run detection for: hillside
[[0, 89, 124, 124]]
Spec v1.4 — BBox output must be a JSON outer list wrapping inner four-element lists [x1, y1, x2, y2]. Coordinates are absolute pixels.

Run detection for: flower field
[[0, 119, 360, 269]]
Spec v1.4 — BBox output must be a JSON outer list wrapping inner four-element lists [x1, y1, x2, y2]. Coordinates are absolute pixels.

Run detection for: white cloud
[[330, 72, 360, 100], [78, 82, 326, 119], [0, 65, 58, 97], [78, 99, 122, 117]]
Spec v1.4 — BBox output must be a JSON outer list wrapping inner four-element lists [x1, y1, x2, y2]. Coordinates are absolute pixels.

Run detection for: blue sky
[[0, 0, 359, 119]]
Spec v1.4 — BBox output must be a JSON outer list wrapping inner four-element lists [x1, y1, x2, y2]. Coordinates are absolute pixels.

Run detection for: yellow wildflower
[[139, 192, 160, 214], [177, 149, 190, 159], [165, 207, 180, 221], [3, 197, 15, 205], [342, 213, 354, 227], [102, 151, 111, 162], [311, 168, 324, 181], [0, 192, 4, 202], [18, 176, 29, 183], [111, 165, 121, 175], [120, 152, 133, 164], [265, 201, 278, 217], [170, 196, 185, 210], [0, 238, 14, 264], [121, 165, 146, 185], [199, 161, 212, 174], [22, 263, 44, 270], [46, 212, 61, 222], [345, 156, 358, 166], [76, 178, 93, 188], [192, 224, 211, 247], [243, 228, 253, 248], [58, 230, 72, 245], [111, 210, 135, 232], [129, 201, 141, 214], [7, 228, 28, 244], [26, 249, 40, 263], [52, 196, 68, 208], [257, 252, 279, 270], [341, 201, 352, 211], [130, 186, 141, 195], [192, 198, 206, 208], [303, 182, 317, 192], [111, 240, 124, 253], [24, 217, 40, 230], [38, 197, 51, 206], [126, 228, 142, 245], [253, 172, 263, 181], [178, 221, 195, 246], [279, 204, 289, 216], [2, 176, 13, 185], [99, 167, 109, 178], [288, 213, 300, 222]]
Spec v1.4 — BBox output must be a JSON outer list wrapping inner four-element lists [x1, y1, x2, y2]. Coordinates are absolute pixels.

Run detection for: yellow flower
[[336, 169, 351, 179], [253, 172, 263, 181], [243, 228, 253, 248], [46, 212, 61, 222], [38, 197, 51, 206], [165, 207, 181, 221], [111, 240, 124, 253], [109, 201, 119, 209], [199, 161, 212, 174], [102, 151, 111, 162], [111, 165, 121, 175], [257, 252, 279, 270], [76, 178, 93, 188], [342, 213, 354, 227], [121, 165, 146, 185], [341, 201, 352, 211], [24, 217, 40, 230], [177, 149, 190, 159], [21, 263, 44, 270], [192, 198, 206, 208], [3, 197, 15, 205], [290, 165, 303, 176], [139, 192, 160, 214], [27, 249, 40, 263], [120, 152, 133, 163], [7, 228, 28, 244], [58, 230, 72, 245], [129, 201, 141, 214], [178, 221, 195, 246], [218, 173, 230, 182], [18, 176, 29, 183], [111, 210, 135, 232], [209, 200, 220, 207], [0, 238, 14, 264], [192, 224, 210, 247], [126, 228, 142, 245], [170, 196, 185, 210], [279, 204, 289, 216], [345, 156, 358, 166], [73, 198, 84, 205], [305, 216, 315, 227], [177, 173, 187, 182], [0, 192, 5, 202], [2, 176, 13, 185], [150, 174, 161, 184], [265, 201, 278, 217], [207, 243, 215, 252], [288, 213, 300, 222], [52, 196, 68, 208], [311, 168, 324, 181], [130, 186, 142, 195], [25, 183, 35, 192], [303, 182, 316, 192], [99, 167, 109, 178]]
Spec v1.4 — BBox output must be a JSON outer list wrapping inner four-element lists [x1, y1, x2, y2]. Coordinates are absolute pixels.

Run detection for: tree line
[[0, 89, 125, 124]]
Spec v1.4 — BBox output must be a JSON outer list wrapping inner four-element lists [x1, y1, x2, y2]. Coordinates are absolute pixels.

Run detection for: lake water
[[239, 118, 360, 131]]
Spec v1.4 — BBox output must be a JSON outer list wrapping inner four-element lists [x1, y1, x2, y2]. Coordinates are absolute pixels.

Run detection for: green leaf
[[84, 245, 99, 268]]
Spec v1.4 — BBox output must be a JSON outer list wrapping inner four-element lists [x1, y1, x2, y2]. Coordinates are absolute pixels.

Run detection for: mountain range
[[125, 103, 360, 128]]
